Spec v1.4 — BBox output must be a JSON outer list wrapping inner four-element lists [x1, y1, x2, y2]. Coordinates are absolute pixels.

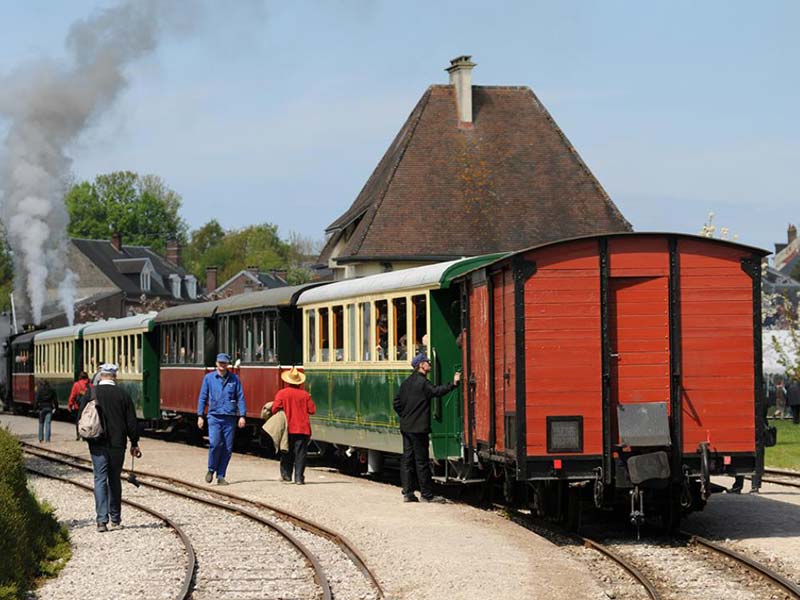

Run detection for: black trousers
[[280, 434, 310, 483], [792, 405, 800, 424], [401, 431, 433, 499]]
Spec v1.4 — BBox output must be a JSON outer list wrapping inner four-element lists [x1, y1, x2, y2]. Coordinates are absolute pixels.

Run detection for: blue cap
[[216, 353, 231, 363], [411, 352, 431, 369]]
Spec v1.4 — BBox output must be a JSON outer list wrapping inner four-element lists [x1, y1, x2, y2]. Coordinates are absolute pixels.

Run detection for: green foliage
[[185, 222, 293, 286], [765, 419, 800, 469], [65, 171, 188, 254], [0, 428, 71, 599]]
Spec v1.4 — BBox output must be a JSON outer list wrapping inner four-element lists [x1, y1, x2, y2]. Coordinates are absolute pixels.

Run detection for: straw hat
[[281, 366, 306, 385]]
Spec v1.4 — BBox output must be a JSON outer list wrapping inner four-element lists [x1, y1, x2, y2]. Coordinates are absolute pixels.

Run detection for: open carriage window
[[375, 299, 388, 361], [412, 294, 428, 355], [347, 304, 357, 361], [392, 297, 408, 361], [360, 302, 372, 361], [333, 305, 344, 362], [307, 309, 316, 363], [319, 307, 330, 362]]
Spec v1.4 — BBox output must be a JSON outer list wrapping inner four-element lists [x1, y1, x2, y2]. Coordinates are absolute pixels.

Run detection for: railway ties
[[496, 505, 800, 600], [23, 444, 385, 600]]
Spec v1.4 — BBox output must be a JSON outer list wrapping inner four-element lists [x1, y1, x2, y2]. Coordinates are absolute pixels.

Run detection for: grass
[[765, 419, 800, 469]]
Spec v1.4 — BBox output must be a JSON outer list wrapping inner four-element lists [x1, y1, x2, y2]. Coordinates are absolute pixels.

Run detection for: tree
[[65, 171, 188, 254]]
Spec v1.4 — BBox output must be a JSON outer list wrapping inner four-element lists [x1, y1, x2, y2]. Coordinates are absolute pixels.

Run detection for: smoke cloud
[[0, 1, 204, 325]]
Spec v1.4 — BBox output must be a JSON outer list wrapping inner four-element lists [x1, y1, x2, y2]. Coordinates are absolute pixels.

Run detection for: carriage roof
[[82, 312, 157, 336]]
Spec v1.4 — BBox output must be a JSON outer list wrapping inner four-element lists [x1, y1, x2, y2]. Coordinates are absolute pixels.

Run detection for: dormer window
[[186, 275, 197, 300], [141, 270, 151, 292], [169, 274, 181, 299]]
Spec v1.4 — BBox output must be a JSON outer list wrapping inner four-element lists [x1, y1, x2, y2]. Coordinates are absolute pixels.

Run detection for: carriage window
[[332, 306, 344, 362], [412, 294, 428, 355], [243, 314, 254, 362], [375, 300, 388, 361], [267, 313, 277, 363], [360, 302, 372, 361], [307, 309, 316, 362], [392, 297, 408, 361], [319, 307, 330, 362], [254, 313, 265, 362], [186, 324, 196, 365], [347, 304, 356, 362]]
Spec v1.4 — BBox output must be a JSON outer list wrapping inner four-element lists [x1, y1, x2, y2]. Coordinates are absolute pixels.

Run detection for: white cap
[[100, 363, 118, 375]]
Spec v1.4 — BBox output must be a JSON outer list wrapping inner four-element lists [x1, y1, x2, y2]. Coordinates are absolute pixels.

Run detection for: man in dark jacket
[[79, 363, 141, 532], [393, 352, 461, 503], [788, 377, 800, 425], [35, 380, 58, 442]]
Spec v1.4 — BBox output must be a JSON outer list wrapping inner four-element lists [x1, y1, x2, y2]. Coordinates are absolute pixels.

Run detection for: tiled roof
[[320, 85, 631, 264], [71, 238, 191, 300]]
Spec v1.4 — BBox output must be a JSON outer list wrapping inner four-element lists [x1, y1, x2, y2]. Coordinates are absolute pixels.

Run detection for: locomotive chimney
[[166, 239, 182, 267], [446, 55, 476, 125], [111, 232, 122, 253], [206, 265, 218, 292]]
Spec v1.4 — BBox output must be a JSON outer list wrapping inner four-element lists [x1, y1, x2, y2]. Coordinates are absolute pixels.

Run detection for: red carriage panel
[[679, 239, 755, 454], [467, 283, 491, 444], [522, 240, 603, 456], [13, 373, 34, 406], [237, 365, 290, 418], [491, 271, 514, 452], [160, 367, 209, 414]]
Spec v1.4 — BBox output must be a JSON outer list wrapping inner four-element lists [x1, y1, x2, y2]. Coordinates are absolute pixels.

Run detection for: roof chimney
[[446, 55, 476, 125], [111, 232, 122, 252], [166, 239, 182, 267], [247, 265, 259, 276], [206, 266, 218, 292], [789, 224, 797, 244]]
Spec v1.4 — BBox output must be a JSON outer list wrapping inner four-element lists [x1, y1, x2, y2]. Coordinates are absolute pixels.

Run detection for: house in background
[[318, 55, 631, 280], [37, 234, 199, 326], [204, 265, 287, 299]]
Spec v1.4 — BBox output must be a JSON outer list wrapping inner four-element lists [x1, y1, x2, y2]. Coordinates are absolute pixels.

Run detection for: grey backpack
[[78, 390, 103, 440]]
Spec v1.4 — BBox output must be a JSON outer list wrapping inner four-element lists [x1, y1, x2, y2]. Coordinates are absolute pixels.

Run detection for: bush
[[0, 427, 70, 599]]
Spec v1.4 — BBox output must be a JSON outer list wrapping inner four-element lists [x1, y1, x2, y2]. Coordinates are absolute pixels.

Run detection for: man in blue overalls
[[197, 353, 246, 485]]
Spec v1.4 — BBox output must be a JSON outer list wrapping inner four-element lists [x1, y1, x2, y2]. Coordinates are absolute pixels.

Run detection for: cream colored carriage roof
[[35, 324, 87, 342], [82, 312, 157, 336], [297, 260, 463, 306]]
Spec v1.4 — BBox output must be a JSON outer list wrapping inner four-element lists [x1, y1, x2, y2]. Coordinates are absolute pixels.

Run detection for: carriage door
[[608, 276, 671, 446]]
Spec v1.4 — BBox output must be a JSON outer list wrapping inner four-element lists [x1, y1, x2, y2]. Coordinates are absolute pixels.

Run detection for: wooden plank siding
[[468, 282, 491, 444], [522, 240, 603, 455], [679, 239, 755, 453]]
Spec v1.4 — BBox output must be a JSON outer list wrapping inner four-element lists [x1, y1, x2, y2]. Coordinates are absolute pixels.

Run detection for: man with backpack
[[79, 363, 141, 532]]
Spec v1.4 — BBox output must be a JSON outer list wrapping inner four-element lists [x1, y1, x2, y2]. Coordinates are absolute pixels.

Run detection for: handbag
[[765, 425, 778, 448]]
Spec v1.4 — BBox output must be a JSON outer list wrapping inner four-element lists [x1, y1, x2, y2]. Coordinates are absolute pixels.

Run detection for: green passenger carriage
[[34, 324, 87, 408], [81, 313, 160, 419], [296, 255, 505, 468]]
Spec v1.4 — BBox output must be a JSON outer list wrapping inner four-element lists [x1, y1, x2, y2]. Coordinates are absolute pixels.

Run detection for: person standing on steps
[[393, 352, 461, 503], [197, 353, 246, 485]]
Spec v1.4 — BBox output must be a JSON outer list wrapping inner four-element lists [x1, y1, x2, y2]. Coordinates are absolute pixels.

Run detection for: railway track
[[497, 505, 800, 600], [23, 442, 385, 600], [26, 465, 196, 600], [760, 467, 800, 489]]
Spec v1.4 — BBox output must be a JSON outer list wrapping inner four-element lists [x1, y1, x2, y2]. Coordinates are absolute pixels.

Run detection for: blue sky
[[0, 1, 797, 254]]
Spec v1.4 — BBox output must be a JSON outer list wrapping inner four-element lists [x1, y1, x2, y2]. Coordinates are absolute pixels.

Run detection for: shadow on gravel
[[685, 492, 800, 540]]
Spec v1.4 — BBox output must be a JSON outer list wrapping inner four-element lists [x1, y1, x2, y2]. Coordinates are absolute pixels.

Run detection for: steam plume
[[0, 1, 198, 325]]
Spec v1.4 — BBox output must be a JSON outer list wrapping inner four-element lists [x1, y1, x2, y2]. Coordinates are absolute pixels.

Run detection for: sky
[[0, 1, 797, 255]]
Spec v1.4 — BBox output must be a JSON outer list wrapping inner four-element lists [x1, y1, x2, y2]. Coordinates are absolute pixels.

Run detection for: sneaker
[[205, 471, 214, 483], [96, 523, 108, 533], [749, 487, 760, 494], [728, 487, 742, 494], [403, 495, 419, 503], [281, 473, 292, 482], [420, 495, 446, 504], [109, 522, 123, 530], [216, 477, 228, 486], [295, 480, 305, 485]]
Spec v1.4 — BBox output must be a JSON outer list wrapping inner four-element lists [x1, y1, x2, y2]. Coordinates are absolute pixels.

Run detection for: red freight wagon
[[458, 233, 770, 528]]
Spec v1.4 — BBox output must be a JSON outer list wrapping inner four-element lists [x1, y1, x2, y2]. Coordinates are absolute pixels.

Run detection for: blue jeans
[[38, 409, 52, 442], [90, 446, 125, 525], [207, 414, 237, 478]]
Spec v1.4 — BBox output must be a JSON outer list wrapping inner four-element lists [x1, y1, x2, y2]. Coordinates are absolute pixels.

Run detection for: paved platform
[[3, 413, 606, 600]]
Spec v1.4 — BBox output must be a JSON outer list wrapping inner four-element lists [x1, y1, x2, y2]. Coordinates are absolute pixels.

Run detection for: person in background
[[80, 363, 141, 532], [272, 367, 316, 484], [393, 352, 461, 503], [788, 377, 800, 425], [35, 380, 58, 443], [197, 353, 246, 485], [68, 371, 91, 440]]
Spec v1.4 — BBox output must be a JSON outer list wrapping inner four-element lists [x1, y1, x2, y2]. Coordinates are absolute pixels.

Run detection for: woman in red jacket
[[68, 371, 90, 440], [272, 367, 316, 485]]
